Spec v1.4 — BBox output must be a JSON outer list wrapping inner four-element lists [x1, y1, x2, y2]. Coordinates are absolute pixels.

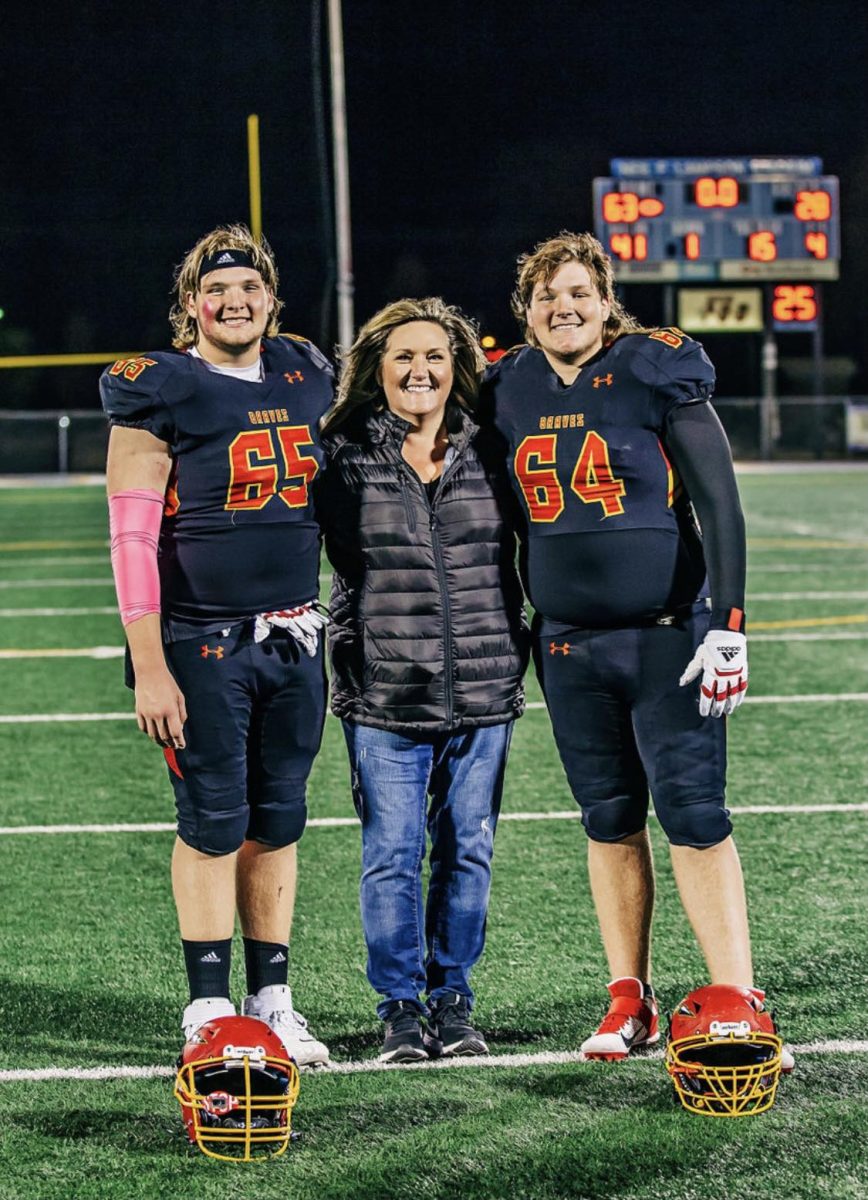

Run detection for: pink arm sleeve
[[108, 489, 164, 626]]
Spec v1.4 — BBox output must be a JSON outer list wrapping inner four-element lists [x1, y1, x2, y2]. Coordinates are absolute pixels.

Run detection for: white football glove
[[679, 629, 748, 718], [253, 601, 329, 656]]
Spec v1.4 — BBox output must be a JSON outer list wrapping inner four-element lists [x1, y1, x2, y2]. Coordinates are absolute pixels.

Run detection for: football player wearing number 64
[[100, 225, 332, 1066], [481, 231, 793, 1076]]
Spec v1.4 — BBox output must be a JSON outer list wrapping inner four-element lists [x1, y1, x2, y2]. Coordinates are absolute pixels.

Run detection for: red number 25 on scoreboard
[[226, 426, 319, 510]]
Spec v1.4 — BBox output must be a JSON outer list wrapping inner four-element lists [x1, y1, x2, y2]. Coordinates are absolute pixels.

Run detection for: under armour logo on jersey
[[269, 951, 287, 964], [549, 641, 571, 655], [593, 373, 613, 388], [719, 644, 741, 662], [284, 370, 304, 384], [199, 951, 222, 963], [215, 251, 236, 264], [200, 644, 224, 660]]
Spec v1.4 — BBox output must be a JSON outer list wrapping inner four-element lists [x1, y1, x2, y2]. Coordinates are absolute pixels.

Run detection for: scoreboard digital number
[[592, 158, 840, 282]]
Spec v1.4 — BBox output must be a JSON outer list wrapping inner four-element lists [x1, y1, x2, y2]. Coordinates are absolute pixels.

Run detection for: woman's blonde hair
[[169, 224, 283, 349], [511, 230, 646, 348], [321, 297, 485, 435]]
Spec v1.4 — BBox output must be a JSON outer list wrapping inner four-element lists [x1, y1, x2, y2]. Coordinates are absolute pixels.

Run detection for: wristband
[[709, 606, 746, 634], [108, 488, 163, 625]]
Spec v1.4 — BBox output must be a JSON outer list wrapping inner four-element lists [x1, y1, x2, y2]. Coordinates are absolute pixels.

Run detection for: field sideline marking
[[4, 693, 868, 726], [2, 1039, 866, 1084], [3, 803, 866, 836]]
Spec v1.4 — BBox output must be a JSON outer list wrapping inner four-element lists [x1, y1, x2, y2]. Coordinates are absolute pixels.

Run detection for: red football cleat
[[581, 977, 659, 1061]]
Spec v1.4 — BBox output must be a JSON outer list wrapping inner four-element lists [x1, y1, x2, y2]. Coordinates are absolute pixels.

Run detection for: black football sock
[[182, 938, 232, 1002], [243, 937, 290, 994]]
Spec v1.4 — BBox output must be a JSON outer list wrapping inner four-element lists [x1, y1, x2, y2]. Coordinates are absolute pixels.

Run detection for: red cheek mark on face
[[200, 299, 220, 321]]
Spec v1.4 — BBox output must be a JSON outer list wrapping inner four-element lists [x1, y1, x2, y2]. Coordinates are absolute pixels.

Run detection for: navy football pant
[[533, 609, 731, 849], [162, 625, 326, 856]]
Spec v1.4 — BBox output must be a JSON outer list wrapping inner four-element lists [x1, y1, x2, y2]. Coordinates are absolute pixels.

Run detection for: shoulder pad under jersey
[[99, 350, 191, 436], [483, 343, 531, 382], [274, 332, 335, 377], [622, 329, 715, 405]]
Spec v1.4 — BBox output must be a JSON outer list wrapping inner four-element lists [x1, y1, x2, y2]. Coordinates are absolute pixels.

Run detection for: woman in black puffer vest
[[318, 297, 528, 1064]]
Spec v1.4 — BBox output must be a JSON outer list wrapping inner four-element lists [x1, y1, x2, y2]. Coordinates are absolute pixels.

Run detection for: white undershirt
[[189, 344, 264, 383]]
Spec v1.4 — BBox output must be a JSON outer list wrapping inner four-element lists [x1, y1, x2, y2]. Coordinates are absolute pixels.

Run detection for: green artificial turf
[[0, 472, 866, 1199]]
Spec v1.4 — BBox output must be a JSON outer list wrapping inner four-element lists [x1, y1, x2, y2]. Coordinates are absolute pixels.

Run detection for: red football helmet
[[174, 1015, 300, 1161], [665, 985, 783, 1117]]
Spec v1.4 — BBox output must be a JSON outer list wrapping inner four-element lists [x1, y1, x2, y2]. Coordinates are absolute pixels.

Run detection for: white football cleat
[[181, 996, 236, 1041], [242, 984, 330, 1067]]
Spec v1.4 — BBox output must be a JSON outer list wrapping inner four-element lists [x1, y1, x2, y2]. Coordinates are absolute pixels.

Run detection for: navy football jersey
[[484, 329, 714, 627], [100, 335, 334, 640]]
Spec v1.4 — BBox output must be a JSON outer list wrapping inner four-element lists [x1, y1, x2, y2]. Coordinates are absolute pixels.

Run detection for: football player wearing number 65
[[100, 225, 332, 1065], [481, 231, 792, 1074]]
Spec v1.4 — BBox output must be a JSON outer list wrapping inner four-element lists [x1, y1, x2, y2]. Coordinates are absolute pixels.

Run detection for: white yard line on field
[[0, 711, 134, 723], [2, 803, 866, 837], [1, 693, 868, 725], [0, 578, 114, 589], [0, 646, 124, 659], [748, 563, 868, 573], [0, 607, 116, 617], [0, 555, 109, 568], [750, 632, 868, 641], [747, 590, 868, 601], [1, 1039, 866, 1083]]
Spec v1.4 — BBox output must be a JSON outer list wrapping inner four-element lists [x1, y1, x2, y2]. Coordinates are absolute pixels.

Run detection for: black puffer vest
[[319, 403, 528, 733]]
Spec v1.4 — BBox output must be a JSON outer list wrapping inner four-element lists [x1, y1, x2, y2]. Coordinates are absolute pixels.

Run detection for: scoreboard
[[592, 157, 840, 282]]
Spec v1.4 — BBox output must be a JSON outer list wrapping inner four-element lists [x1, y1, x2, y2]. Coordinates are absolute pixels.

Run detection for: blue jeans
[[342, 721, 513, 1019]]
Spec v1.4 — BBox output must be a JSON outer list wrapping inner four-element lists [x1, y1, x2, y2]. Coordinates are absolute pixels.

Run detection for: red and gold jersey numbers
[[514, 435, 564, 522], [108, 356, 157, 382], [226, 425, 318, 511], [648, 327, 685, 349], [514, 431, 626, 522]]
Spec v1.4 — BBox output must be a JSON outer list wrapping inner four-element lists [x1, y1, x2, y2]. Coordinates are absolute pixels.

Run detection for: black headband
[[198, 249, 259, 280]]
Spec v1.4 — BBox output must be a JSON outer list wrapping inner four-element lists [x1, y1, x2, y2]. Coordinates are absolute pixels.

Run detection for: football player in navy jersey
[[483, 231, 792, 1070], [100, 225, 332, 1064]]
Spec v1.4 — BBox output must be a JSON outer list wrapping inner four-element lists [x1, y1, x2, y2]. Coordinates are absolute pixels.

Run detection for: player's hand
[[679, 630, 748, 718], [253, 602, 329, 656], [134, 665, 188, 748]]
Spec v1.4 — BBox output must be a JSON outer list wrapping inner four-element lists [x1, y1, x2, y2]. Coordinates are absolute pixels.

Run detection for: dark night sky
[[2, 0, 866, 408]]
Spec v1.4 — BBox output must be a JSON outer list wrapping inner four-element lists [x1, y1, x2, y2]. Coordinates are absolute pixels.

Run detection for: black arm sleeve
[[664, 402, 747, 632]]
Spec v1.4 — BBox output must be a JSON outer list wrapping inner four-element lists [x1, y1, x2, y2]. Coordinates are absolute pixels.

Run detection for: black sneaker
[[379, 1001, 429, 1063], [425, 993, 488, 1057]]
